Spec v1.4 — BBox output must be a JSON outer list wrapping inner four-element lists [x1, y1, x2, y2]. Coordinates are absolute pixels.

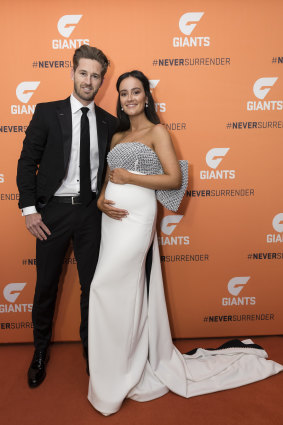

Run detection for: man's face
[[72, 58, 103, 105]]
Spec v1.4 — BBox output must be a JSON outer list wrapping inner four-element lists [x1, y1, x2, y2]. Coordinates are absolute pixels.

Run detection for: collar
[[70, 93, 95, 114]]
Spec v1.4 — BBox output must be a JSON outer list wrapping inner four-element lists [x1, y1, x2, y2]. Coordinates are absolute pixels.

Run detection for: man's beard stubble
[[74, 81, 98, 103]]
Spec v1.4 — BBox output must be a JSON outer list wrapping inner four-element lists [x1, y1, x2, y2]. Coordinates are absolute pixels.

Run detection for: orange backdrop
[[1, 0, 282, 343]]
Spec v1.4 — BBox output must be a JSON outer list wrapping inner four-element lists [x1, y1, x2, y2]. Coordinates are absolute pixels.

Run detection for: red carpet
[[0, 336, 282, 425]]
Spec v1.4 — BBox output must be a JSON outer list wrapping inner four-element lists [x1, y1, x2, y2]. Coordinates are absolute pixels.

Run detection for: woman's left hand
[[109, 168, 131, 185]]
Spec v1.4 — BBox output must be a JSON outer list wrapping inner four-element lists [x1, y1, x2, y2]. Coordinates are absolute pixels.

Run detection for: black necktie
[[80, 107, 92, 205]]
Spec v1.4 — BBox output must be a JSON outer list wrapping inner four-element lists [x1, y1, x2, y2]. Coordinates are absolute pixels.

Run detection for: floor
[[0, 336, 282, 425]]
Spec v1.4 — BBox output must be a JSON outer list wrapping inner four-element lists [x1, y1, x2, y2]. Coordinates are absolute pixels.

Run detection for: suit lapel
[[55, 100, 109, 192], [56, 97, 72, 172], [95, 105, 109, 191]]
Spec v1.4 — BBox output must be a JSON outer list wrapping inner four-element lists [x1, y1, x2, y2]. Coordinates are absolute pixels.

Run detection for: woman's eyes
[[121, 91, 141, 96]]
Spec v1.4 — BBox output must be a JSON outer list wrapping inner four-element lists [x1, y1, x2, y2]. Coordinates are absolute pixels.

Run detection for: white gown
[[88, 143, 283, 415]]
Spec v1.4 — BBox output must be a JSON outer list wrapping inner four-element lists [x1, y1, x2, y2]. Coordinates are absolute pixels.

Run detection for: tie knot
[[81, 107, 89, 115]]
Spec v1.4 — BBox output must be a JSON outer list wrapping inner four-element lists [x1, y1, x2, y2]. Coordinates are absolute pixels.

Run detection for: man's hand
[[25, 213, 51, 240], [97, 198, 128, 221]]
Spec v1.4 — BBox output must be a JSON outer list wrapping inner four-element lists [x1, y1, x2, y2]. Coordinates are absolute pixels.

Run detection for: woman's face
[[119, 76, 148, 117]]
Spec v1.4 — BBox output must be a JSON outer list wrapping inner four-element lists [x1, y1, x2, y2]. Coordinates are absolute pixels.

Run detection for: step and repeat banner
[[1, 0, 282, 342]]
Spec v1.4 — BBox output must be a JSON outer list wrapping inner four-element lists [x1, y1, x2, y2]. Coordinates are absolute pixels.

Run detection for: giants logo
[[149, 80, 160, 90], [228, 277, 250, 296], [247, 77, 282, 111], [16, 82, 40, 104], [11, 82, 40, 115], [159, 215, 189, 245], [267, 213, 283, 243], [57, 15, 82, 37], [149, 79, 166, 113], [200, 148, 235, 180], [253, 77, 278, 100], [3, 283, 26, 303], [1, 283, 32, 313], [52, 15, 89, 49], [173, 12, 210, 47], [222, 277, 256, 306]]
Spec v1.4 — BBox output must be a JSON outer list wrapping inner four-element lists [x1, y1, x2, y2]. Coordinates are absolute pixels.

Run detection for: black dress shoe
[[28, 349, 49, 388]]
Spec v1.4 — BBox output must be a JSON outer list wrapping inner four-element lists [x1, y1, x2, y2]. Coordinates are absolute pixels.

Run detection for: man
[[17, 45, 124, 388]]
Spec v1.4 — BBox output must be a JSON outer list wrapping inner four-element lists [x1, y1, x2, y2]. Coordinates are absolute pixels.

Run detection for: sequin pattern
[[107, 142, 163, 175], [107, 142, 188, 212]]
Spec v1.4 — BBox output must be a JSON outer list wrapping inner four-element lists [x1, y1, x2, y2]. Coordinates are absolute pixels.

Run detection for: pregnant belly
[[105, 175, 156, 221]]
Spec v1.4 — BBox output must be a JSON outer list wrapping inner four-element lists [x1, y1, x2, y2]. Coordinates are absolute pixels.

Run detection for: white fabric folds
[[88, 145, 282, 416]]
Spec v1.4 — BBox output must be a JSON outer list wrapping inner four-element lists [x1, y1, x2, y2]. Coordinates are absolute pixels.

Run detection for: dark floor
[[0, 336, 282, 425]]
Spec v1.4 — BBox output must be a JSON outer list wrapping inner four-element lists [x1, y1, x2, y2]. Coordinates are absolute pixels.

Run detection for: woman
[[87, 71, 282, 416]]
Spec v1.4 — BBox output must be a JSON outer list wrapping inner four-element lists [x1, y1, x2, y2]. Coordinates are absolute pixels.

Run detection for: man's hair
[[73, 45, 109, 78]]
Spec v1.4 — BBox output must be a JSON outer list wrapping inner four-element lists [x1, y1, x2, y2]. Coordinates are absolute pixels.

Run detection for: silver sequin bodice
[[107, 142, 188, 212], [107, 142, 163, 175]]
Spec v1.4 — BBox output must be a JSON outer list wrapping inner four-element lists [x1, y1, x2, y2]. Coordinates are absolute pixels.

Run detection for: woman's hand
[[97, 196, 128, 221], [109, 168, 131, 185]]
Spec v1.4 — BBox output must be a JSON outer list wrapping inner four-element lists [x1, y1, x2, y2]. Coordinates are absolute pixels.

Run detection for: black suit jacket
[[17, 97, 117, 209]]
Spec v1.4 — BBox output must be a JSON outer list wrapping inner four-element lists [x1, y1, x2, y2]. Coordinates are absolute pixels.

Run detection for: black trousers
[[32, 197, 101, 351]]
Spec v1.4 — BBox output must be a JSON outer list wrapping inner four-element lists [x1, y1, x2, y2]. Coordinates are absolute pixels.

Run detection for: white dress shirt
[[22, 94, 99, 216]]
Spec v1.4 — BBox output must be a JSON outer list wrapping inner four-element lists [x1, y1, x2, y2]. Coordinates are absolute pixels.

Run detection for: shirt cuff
[[22, 206, 37, 216]]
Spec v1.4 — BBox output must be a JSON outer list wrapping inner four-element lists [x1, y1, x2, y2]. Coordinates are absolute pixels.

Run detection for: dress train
[[87, 177, 282, 415]]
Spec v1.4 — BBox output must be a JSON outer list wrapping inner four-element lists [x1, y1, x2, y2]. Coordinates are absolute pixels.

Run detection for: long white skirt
[[88, 179, 283, 415]]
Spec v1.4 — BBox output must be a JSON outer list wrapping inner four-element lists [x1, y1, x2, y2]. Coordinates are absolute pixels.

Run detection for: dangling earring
[[145, 102, 148, 108], [121, 107, 124, 111]]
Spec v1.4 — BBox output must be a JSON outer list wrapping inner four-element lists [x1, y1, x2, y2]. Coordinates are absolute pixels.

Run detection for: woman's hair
[[116, 70, 160, 132]]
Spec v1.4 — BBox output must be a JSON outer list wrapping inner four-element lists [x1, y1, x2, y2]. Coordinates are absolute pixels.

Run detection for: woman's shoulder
[[111, 131, 127, 147], [150, 124, 171, 145], [150, 123, 170, 138]]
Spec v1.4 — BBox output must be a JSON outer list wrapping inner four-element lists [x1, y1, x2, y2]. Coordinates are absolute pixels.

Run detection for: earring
[[121, 107, 124, 111], [145, 103, 148, 108]]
